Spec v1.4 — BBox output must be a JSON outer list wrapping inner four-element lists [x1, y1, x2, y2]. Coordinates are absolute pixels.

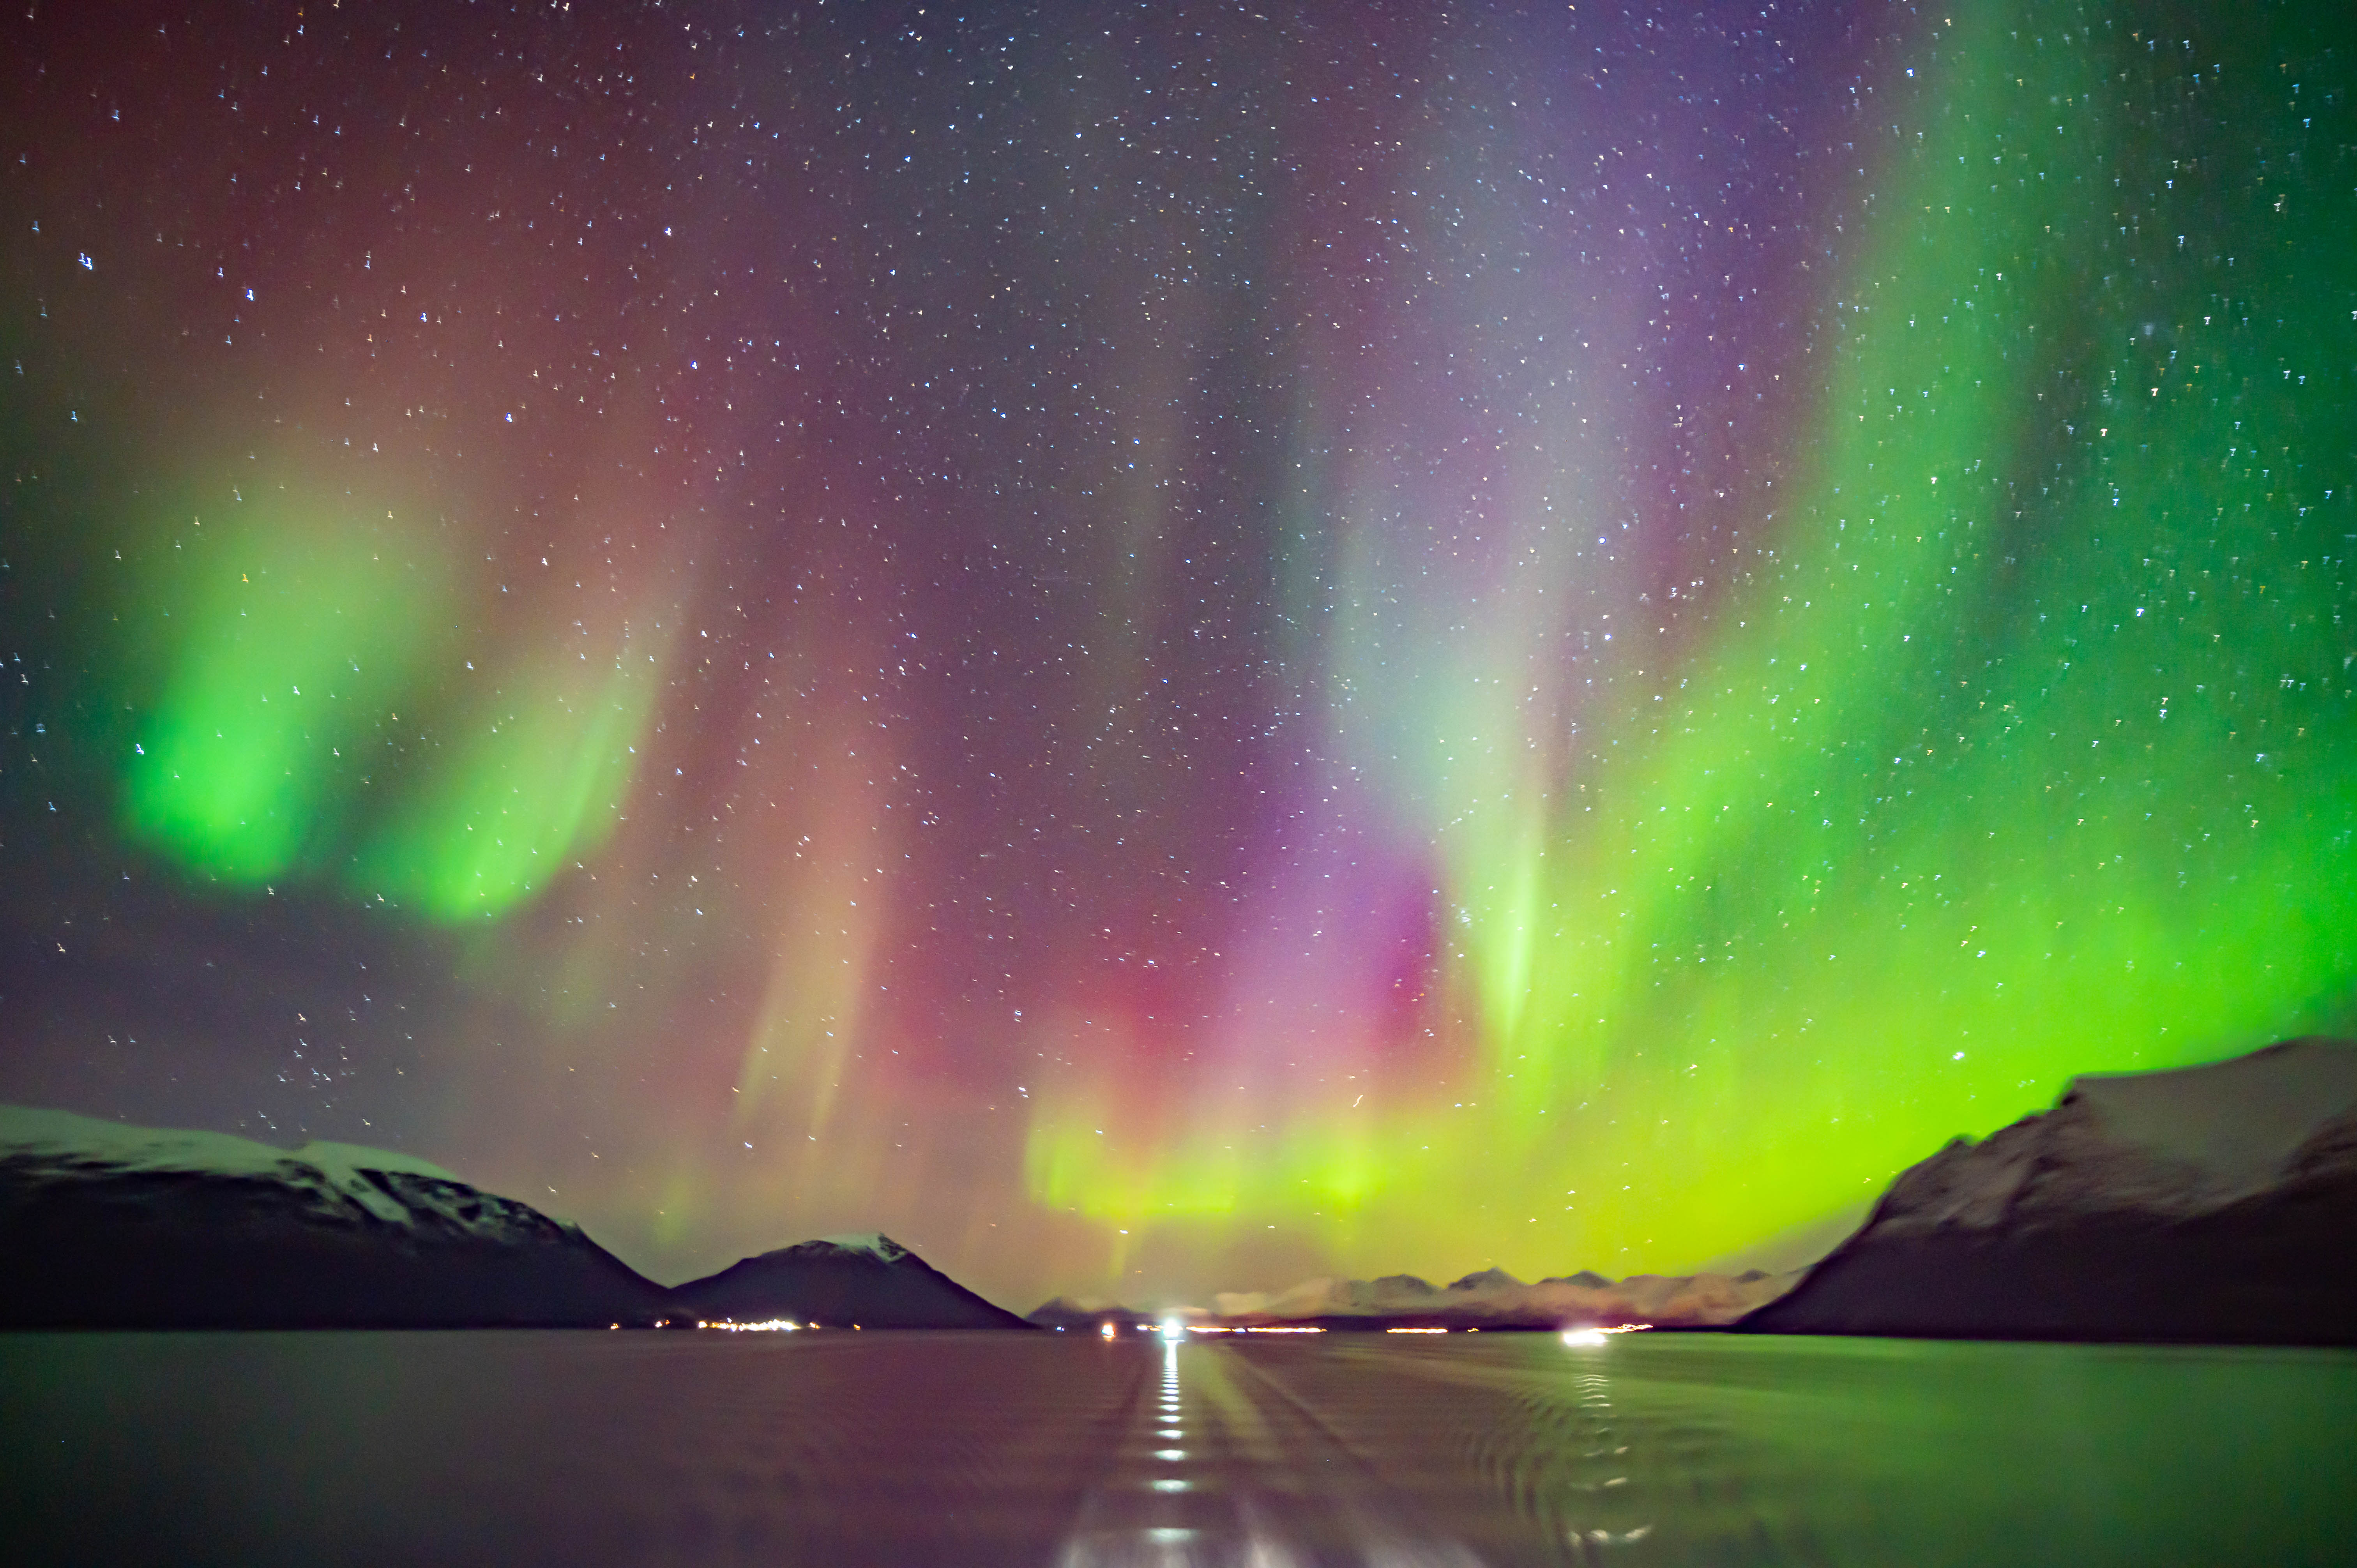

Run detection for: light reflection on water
[[0, 1329, 2350, 1565]]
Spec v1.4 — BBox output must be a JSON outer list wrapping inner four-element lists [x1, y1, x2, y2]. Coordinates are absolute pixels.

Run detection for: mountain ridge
[[0, 1105, 1030, 1330], [671, 1234, 1037, 1330], [0, 1104, 670, 1328], [1029, 1263, 1797, 1331], [1741, 1038, 2357, 1344]]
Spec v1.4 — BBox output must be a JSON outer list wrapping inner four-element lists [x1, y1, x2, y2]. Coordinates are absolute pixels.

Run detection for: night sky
[[2, 1, 2352, 1310]]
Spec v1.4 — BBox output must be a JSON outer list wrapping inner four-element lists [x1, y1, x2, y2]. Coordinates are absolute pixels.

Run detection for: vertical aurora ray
[[1427, 3, 2357, 1266], [352, 629, 663, 922], [1013, 12, 1628, 1239], [733, 709, 899, 1141], [1015, 2, 2357, 1275], [1450, 6, 2135, 1242], [117, 492, 452, 885]]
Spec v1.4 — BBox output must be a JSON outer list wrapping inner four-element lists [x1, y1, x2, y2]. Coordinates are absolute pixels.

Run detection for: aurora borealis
[[1, 0, 2351, 1309]]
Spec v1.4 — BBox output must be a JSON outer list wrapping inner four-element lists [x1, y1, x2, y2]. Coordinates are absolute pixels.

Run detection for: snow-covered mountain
[[670, 1233, 1036, 1329], [0, 1105, 672, 1328], [1201, 1264, 1795, 1329], [1025, 1296, 1161, 1331], [1037, 1263, 1795, 1332], [1742, 1038, 2357, 1344]]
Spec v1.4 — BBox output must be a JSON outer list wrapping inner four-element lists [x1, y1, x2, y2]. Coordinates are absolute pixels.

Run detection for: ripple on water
[[0, 1331, 2352, 1566]]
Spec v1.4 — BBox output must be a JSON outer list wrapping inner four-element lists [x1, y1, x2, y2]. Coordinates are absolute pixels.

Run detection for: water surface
[[2, 1330, 2348, 1565]]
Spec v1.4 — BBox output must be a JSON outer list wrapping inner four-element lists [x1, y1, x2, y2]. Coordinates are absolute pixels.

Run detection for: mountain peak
[[673, 1234, 1031, 1329], [1446, 1266, 1524, 1293], [807, 1232, 912, 1264]]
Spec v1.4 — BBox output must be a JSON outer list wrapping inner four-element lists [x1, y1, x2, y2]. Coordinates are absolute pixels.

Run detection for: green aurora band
[[113, 488, 658, 922], [1025, 8, 2357, 1273]]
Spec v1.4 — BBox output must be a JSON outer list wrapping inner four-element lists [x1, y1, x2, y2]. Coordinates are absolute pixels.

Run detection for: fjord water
[[2, 1331, 2349, 1566]]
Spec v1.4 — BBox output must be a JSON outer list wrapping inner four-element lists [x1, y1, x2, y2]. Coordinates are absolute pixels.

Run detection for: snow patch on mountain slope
[[811, 1232, 911, 1263], [0, 1104, 461, 1182], [0, 1104, 564, 1244], [1871, 1038, 2357, 1236]]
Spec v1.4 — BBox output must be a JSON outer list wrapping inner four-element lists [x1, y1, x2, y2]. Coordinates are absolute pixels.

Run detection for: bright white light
[[1561, 1327, 1609, 1347], [1159, 1317, 1187, 1342], [1101, 1322, 1118, 1339], [705, 1318, 801, 1333]]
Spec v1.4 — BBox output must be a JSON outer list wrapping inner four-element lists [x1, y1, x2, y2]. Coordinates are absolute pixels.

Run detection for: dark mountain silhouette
[[0, 1105, 670, 1328], [1024, 1296, 1159, 1331], [1446, 1267, 1524, 1293], [1742, 1039, 2357, 1345], [671, 1234, 1037, 1329], [2, 1107, 1035, 1331]]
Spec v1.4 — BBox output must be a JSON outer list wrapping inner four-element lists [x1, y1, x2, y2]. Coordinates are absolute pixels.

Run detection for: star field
[[2, 0, 2352, 1306]]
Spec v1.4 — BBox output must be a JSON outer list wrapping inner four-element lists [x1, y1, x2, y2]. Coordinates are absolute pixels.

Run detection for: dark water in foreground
[[2, 1330, 2351, 1566]]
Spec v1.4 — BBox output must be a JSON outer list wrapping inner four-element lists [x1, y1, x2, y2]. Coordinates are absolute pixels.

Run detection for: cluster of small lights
[[700, 1318, 805, 1333], [1093, 1319, 1325, 1336]]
